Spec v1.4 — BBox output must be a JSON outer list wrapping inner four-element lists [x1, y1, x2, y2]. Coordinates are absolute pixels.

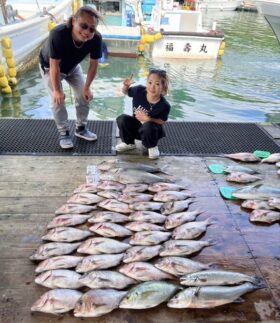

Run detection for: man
[[39, 6, 102, 149]]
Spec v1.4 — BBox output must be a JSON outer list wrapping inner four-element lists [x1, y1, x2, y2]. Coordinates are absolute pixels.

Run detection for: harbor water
[[1, 10, 280, 122]]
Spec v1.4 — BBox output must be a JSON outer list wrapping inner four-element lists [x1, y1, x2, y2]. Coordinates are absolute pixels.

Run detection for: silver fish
[[97, 160, 168, 173], [232, 184, 280, 200], [249, 209, 280, 223], [153, 190, 192, 202], [261, 153, 280, 164], [97, 180, 126, 191], [35, 269, 83, 289], [128, 211, 166, 223], [241, 200, 273, 210], [88, 211, 128, 223], [119, 262, 174, 281], [77, 237, 130, 254], [119, 281, 179, 309], [30, 242, 81, 260], [98, 199, 132, 213], [55, 203, 96, 215], [76, 253, 124, 272], [67, 193, 104, 205], [226, 172, 262, 183], [180, 270, 261, 286], [47, 214, 91, 228], [172, 219, 215, 240], [161, 199, 195, 215], [74, 289, 127, 317], [42, 227, 92, 242], [89, 223, 132, 238], [224, 152, 260, 162], [130, 231, 171, 246], [223, 165, 259, 175], [129, 201, 163, 211], [79, 270, 137, 289], [165, 210, 203, 229], [160, 240, 215, 257], [35, 255, 83, 273], [125, 221, 165, 232], [31, 289, 82, 314], [118, 192, 154, 204], [74, 183, 99, 194], [123, 183, 149, 193], [100, 168, 173, 184], [97, 190, 120, 199], [167, 283, 262, 308], [155, 256, 214, 277], [123, 245, 162, 263], [148, 182, 187, 192]]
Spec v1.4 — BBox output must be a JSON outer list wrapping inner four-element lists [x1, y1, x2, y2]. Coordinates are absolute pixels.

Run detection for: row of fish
[[30, 160, 263, 316]]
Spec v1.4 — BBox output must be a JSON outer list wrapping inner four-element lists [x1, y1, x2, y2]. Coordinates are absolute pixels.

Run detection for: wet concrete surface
[[0, 143, 280, 322]]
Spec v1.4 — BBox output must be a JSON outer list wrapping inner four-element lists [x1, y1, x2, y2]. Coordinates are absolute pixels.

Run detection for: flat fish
[[226, 172, 262, 183], [31, 289, 82, 314], [119, 262, 174, 281], [232, 184, 280, 200], [35, 256, 83, 273], [30, 242, 81, 260], [161, 199, 195, 215], [97, 190, 120, 199], [79, 270, 137, 289], [100, 168, 172, 184], [97, 180, 126, 191], [167, 283, 262, 308], [76, 253, 124, 273], [148, 182, 187, 192], [123, 183, 149, 193], [223, 165, 259, 175], [74, 289, 127, 317], [249, 209, 280, 223], [261, 153, 280, 164], [47, 214, 91, 228], [77, 237, 130, 255], [88, 211, 128, 223], [154, 256, 214, 277], [74, 183, 99, 194], [97, 160, 168, 173], [153, 190, 193, 202], [89, 222, 132, 238], [119, 281, 179, 309], [123, 245, 162, 263], [35, 269, 83, 289], [67, 193, 104, 205], [55, 203, 96, 215], [180, 270, 261, 286], [160, 240, 215, 257], [42, 227, 92, 242], [98, 199, 132, 213], [128, 211, 166, 223], [165, 210, 203, 229], [129, 231, 171, 246], [268, 197, 280, 210], [125, 221, 165, 232], [129, 201, 163, 211], [172, 219, 215, 240], [118, 192, 154, 204], [224, 152, 260, 162], [241, 200, 273, 210]]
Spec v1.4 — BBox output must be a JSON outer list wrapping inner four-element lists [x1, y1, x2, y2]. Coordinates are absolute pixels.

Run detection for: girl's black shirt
[[39, 24, 102, 74], [128, 85, 171, 121]]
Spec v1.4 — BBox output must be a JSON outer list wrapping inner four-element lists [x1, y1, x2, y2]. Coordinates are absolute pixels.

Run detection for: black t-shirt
[[39, 24, 102, 74], [128, 85, 170, 121]]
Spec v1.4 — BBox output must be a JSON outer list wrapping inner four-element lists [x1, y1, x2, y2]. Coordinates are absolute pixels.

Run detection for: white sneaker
[[148, 146, 160, 159], [116, 142, 136, 152]]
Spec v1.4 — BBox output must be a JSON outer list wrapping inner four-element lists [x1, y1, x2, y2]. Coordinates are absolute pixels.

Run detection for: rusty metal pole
[[0, 0, 8, 24]]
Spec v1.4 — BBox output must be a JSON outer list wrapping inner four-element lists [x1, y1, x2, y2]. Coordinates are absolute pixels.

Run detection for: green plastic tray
[[208, 164, 225, 174], [254, 150, 271, 159], [219, 186, 238, 200]]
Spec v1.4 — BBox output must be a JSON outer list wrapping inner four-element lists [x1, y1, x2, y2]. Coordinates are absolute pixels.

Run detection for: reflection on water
[[1, 11, 280, 122]]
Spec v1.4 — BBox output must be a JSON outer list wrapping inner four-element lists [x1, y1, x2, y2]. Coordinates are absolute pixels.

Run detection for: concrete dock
[[0, 124, 280, 322]]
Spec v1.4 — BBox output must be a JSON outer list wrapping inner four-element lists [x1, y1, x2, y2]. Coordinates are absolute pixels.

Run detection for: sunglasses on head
[[149, 68, 167, 76], [79, 22, 95, 33]]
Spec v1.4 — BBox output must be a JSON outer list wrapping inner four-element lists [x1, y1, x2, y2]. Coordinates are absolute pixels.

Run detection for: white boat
[[255, 0, 280, 44], [144, 0, 225, 59], [0, 0, 73, 69], [197, 0, 242, 11]]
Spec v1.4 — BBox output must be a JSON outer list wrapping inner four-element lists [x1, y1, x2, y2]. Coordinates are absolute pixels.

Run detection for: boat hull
[[198, 0, 242, 11], [147, 32, 224, 59]]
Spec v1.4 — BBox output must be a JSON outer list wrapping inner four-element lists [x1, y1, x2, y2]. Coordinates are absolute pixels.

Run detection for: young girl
[[116, 68, 171, 159]]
